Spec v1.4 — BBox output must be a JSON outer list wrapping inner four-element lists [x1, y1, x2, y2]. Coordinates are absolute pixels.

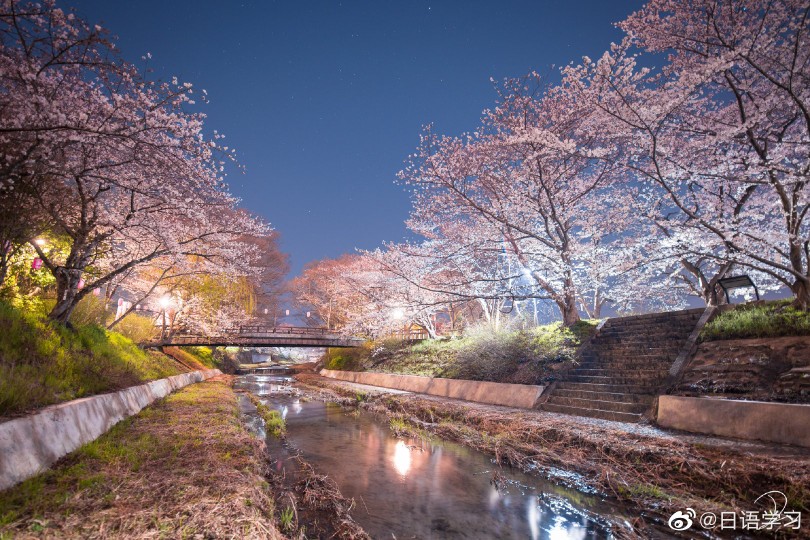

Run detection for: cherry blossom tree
[[400, 76, 634, 326], [290, 254, 371, 331], [0, 1, 270, 324], [570, 0, 809, 306]]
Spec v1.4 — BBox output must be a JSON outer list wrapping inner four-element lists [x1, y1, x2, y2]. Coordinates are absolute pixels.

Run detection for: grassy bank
[[0, 377, 284, 539], [164, 345, 240, 373], [325, 320, 598, 385], [299, 374, 810, 537], [701, 300, 810, 341], [0, 301, 193, 418]]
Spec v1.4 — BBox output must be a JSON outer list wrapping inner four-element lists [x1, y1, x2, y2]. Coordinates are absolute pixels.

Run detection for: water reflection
[[239, 376, 640, 539], [234, 374, 297, 397], [393, 440, 412, 477]]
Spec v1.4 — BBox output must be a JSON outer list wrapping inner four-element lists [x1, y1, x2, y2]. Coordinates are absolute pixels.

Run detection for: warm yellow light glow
[[391, 308, 405, 320], [34, 238, 46, 246], [392, 440, 411, 477], [158, 295, 172, 309]]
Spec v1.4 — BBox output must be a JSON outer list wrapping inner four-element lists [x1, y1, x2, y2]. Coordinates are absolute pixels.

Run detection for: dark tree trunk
[[791, 279, 810, 310], [49, 267, 85, 325]]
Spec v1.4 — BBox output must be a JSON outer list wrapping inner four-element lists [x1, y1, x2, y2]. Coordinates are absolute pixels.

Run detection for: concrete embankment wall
[[0, 369, 221, 491], [320, 369, 545, 409], [657, 395, 810, 448]]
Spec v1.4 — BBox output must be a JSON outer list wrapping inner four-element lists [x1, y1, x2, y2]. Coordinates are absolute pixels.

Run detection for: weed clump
[[246, 394, 286, 438]]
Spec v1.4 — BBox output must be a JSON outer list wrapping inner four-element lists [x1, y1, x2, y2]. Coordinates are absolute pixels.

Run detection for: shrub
[[324, 345, 370, 371], [114, 313, 157, 344], [69, 294, 109, 327]]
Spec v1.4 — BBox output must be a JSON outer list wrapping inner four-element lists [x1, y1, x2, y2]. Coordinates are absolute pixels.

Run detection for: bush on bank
[[701, 300, 810, 341], [0, 301, 186, 418], [325, 320, 598, 385]]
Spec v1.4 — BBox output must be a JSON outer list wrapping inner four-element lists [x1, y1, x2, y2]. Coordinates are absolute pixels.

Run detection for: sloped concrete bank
[[0, 369, 221, 491], [319, 369, 545, 408], [657, 395, 810, 447]]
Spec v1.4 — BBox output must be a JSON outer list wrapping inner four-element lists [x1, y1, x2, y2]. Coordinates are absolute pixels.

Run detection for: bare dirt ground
[[298, 373, 810, 539]]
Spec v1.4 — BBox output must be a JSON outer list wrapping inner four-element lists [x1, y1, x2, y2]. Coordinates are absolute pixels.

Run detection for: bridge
[[145, 325, 365, 348]]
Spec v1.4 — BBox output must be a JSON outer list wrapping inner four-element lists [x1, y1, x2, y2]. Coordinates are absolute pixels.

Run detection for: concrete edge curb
[[657, 395, 810, 448], [320, 369, 545, 409], [0, 368, 221, 491]]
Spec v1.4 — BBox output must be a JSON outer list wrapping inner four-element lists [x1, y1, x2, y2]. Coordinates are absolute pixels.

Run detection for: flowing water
[[236, 374, 655, 539]]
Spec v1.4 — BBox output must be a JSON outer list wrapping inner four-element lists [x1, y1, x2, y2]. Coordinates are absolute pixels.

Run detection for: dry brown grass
[[290, 456, 369, 539], [0, 376, 284, 539], [298, 374, 810, 538]]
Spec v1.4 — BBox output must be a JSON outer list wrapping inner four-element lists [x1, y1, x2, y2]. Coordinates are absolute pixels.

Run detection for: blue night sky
[[68, 0, 644, 277]]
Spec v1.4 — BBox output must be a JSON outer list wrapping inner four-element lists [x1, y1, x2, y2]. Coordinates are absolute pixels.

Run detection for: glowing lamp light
[[391, 308, 405, 320], [34, 238, 46, 246], [158, 295, 172, 309], [392, 440, 411, 477]]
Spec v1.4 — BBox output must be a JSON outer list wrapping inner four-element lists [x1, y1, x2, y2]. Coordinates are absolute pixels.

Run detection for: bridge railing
[[234, 326, 333, 336], [162, 334, 214, 345]]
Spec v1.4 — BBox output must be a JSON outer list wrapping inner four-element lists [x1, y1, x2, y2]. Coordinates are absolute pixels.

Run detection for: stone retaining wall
[[320, 369, 545, 409], [0, 369, 221, 491], [657, 395, 810, 448], [673, 336, 810, 402]]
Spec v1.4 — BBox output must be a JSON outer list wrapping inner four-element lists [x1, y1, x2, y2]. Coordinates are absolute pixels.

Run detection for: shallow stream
[[236, 373, 652, 539]]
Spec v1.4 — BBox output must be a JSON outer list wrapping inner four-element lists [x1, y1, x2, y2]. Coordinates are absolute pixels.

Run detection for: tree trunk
[[792, 279, 810, 310], [49, 267, 85, 325], [559, 278, 581, 326], [557, 295, 581, 326]]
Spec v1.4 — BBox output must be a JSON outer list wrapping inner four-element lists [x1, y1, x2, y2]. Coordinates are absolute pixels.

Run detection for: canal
[[235, 372, 663, 539]]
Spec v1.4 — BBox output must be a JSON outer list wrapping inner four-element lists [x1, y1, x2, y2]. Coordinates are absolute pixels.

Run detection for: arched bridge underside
[[145, 326, 365, 348]]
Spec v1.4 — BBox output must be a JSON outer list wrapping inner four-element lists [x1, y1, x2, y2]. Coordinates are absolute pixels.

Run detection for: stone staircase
[[538, 308, 704, 422]]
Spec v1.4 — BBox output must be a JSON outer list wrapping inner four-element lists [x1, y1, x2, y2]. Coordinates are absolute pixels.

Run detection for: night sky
[[68, 0, 645, 277]]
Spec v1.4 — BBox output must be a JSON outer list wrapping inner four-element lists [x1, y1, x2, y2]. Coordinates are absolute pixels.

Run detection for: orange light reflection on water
[[392, 440, 412, 477]]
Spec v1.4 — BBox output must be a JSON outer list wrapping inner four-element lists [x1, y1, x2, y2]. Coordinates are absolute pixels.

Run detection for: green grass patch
[[324, 319, 599, 385], [618, 483, 671, 500], [279, 506, 295, 533], [0, 300, 185, 417], [701, 300, 810, 341], [181, 346, 217, 368], [246, 394, 286, 438]]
